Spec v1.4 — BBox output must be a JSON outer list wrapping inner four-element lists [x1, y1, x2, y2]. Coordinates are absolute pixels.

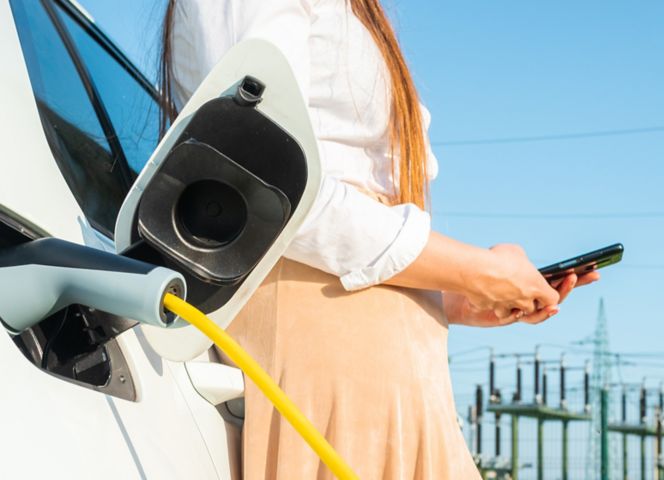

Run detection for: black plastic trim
[[233, 76, 265, 107], [0, 315, 15, 335], [38, 326, 136, 401], [0, 205, 47, 244]]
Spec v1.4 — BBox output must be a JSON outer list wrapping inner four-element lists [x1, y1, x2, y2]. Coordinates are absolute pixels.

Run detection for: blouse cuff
[[339, 204, 431, 291]]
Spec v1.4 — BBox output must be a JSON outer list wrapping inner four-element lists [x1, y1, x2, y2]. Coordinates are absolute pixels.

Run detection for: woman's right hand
[[465, 243, 560, 321], [387, 233, 565, 323]]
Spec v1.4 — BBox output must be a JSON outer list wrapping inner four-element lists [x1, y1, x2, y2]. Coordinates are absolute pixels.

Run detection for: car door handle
[[184, 361, 244, 405]]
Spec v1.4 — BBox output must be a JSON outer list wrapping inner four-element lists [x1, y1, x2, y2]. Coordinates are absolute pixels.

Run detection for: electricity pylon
[[586, 298, 618, 479]]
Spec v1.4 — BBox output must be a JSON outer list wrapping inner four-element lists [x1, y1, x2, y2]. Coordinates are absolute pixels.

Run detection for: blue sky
[[79, 0, 664, 410]]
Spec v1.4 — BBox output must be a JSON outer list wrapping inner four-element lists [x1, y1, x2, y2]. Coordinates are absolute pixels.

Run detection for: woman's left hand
[[445, 271, 600, 327]]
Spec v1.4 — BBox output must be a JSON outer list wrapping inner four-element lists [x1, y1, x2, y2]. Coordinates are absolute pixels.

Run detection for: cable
[[163, 293, 358, 480], [433, 211, 664, 219], [534, 344, 664, 359], [448, 346, 492, 359], [449, 356, 491, 366], [431, 126, 664, 147], [616, 352, 664, 358]]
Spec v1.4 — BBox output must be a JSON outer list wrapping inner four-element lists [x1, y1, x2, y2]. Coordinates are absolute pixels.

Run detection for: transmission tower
[[586, 298, 619, 479]]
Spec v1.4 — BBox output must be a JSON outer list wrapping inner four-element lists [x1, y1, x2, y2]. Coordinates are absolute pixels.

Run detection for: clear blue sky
[[80, 0, 664, 405]]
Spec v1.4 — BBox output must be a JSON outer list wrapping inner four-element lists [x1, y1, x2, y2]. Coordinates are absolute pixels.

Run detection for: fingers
[[535, 284, 560, 310], [494, 308, 525, 325], [493, 305, 513, 320], [550, 277, 565, 289], [495, 269, 600, 327], [556, 273, 577, 304], [495, 300, 536, 321], [576, 271, 600, 286], [549, 271, 600, 289], [535, 272, 561, 307], [520, 305, 559, 325], [513, 300, 537, 315], [493, 304, 559, 326], [517, 272, 579, 324], [553, 271, 600, 303], [520, 274, 571, 324]]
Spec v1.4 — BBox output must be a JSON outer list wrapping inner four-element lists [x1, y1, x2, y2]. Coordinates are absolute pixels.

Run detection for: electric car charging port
[[12, 305, 137, 400], [0, 209, 137, 401]]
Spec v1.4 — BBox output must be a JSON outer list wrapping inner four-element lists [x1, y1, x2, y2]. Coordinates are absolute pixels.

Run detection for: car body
[[0, 1, 295, 477]]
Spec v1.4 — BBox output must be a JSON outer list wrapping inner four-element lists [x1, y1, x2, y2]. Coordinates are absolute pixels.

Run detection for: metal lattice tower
[[586, 298, 618, 479]]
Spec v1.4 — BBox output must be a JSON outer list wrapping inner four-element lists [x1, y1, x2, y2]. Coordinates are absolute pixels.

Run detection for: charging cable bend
[[163, 293, 359, 480]]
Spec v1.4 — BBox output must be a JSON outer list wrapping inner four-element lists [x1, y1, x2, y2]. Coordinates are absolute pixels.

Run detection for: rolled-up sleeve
[[174, 0, 432, 291], [284, 176, 431, 290], [234, 0, 431, 290]]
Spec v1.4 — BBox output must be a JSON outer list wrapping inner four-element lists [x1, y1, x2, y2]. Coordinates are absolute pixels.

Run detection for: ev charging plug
[[0, 238, 186, 334]]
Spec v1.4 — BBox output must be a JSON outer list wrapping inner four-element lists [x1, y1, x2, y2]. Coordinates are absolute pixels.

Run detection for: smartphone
[[538, 243, 624, 282]]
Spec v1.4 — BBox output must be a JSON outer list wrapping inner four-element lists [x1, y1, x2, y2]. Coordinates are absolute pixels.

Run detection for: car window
[[10, 0, 129, 237], [56, 5, 161, 174]]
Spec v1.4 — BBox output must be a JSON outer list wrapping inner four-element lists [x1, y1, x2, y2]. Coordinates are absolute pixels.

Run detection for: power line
[[615, 352, 664, 358], [626, 362, 664, 369], [433, 211, 664, 219], [453, 345, 664, 360], [449, 357, 490, 366], [616, 264, 664, 270], [448, 346, 492, 358], [431, 125, 664, 146]]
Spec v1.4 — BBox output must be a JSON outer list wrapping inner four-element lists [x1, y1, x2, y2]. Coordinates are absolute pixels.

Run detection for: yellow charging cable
[[163, 293, 359, 480]]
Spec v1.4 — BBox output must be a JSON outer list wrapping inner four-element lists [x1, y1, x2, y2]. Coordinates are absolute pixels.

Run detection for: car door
[[0, 1, 231, 478], [2, 1, 322, 478]]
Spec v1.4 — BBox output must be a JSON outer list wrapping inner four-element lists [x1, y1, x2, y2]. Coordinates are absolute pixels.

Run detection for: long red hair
[[160, 0, 428, 208]]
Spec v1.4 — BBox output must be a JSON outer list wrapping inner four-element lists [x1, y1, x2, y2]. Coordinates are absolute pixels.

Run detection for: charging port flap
[[114, 39, 322, 361], [137, 139, 291, 286]]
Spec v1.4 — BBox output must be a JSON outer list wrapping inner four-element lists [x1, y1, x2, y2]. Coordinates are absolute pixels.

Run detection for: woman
[[160, 1, 599, 478]]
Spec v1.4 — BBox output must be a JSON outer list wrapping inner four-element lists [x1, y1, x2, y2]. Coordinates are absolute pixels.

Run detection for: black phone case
[[538, 243, 624, 281]]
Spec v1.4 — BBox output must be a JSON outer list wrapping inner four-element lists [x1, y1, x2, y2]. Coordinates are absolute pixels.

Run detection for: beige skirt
[[224, 258, 480, 479]]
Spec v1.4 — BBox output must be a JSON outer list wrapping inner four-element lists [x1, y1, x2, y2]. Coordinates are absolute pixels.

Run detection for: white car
[[0, 1, 320, 478]]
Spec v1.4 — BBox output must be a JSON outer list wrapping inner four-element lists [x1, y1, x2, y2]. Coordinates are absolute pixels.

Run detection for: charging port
[[1, 209, 137, 401]]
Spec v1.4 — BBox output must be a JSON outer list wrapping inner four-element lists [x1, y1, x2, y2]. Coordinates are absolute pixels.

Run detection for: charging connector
[[0, 238, 186, 333]]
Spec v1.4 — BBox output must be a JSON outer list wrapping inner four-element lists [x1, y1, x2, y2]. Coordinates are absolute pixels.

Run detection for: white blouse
[[170, 0, 438, 290]]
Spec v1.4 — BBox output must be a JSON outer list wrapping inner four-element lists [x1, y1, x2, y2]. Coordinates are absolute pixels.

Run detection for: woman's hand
[[445, 270, 600, 327], [461, 243, 561, 322], [387, 233, 600, 324]]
